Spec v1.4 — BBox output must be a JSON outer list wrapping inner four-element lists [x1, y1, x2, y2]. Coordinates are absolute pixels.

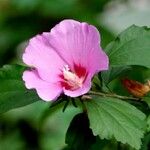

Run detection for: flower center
[[60, 65, 86, 90]]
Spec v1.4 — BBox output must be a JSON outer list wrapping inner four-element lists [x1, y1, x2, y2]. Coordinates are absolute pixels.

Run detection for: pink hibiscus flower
[[22, 19, 109, 101]]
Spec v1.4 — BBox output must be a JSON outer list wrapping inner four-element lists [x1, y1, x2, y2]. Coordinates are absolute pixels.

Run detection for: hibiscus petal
[[22, 34, 66, 82], [23, 70, 62, 101], [44, 19, 109, 74]]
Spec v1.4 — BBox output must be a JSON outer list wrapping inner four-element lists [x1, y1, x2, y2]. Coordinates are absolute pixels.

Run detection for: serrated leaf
[[106, 25, 150, 68], [85, 97, 146, 149], [65, 113, 96, 150], [0, 64, 41, 114]]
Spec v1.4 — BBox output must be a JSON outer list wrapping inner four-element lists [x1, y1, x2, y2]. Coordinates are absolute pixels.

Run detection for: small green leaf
[[85, 97, 146, 150], [65, 113, 96, 150], [0, 64, 41, 114], [106, 25, 150, 68]]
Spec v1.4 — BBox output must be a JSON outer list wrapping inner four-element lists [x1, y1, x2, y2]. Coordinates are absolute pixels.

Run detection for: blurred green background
[[0, 0, 150, 149]]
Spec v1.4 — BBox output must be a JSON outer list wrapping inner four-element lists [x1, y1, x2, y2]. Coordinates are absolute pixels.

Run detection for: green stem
[[88, 91, 140, 101], [79, 98, 87, 113]]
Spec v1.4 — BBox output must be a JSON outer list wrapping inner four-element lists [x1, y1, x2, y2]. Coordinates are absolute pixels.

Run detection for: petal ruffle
[[23, 70, 62, 101], [43, 19, 109, 74], [22, 34, 66, 82]]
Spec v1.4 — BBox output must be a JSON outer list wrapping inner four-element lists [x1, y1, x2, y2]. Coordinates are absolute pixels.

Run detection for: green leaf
[[140, 132, 150, 150], [143, 97, 150, 108], [0, 64, 41, 114], [147, 115, 150, 132], [106, 25, 150, 68], [65, 113, 96, 150], [101, 66, 131, 84], [85, 97, 146, 149], [90, 137, 109, 150]]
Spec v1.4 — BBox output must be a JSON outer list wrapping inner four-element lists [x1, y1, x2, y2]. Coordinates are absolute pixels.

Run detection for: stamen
[[60, 65, 85, 90]]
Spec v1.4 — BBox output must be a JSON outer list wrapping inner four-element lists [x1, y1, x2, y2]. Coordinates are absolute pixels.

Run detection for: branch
[[88, 91, 140, 101]]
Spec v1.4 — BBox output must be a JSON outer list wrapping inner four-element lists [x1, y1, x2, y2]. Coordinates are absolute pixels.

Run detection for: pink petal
[[22, 34, 66, 82], [23, 70, 62, 101], [44, 19, 109, 74]]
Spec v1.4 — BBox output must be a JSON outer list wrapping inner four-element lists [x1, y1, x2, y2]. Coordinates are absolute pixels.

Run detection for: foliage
[[85, 97, 146, 149], [106, 25, 150, 68], [65, 113, 96, 150], [0, 0, 150, 149], [0, 65, 41, 114]]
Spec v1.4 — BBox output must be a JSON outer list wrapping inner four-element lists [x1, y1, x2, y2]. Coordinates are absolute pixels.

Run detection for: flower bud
[[122, 78, 150, 98]]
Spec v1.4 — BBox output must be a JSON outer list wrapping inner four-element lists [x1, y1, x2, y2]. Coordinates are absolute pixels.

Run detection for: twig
[[88, 91, 140, 101]]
